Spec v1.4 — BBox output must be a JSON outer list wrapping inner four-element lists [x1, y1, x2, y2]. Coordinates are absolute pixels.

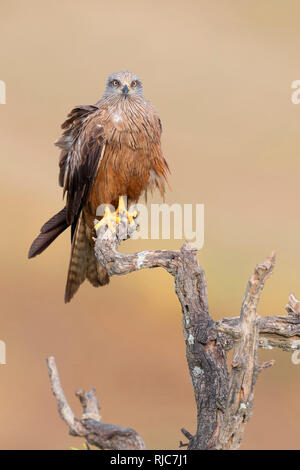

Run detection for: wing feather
[[55, 105, 105, 225]]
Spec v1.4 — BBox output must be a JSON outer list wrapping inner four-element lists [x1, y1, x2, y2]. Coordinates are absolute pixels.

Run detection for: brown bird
[[28, 71, 169, 302]]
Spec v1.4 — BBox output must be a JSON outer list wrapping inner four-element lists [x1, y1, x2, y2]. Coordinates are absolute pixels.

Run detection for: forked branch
[[47, 219, 300, 450], [46, 356, 145, 450]]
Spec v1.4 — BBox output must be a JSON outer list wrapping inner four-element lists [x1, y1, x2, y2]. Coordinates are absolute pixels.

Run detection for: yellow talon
[[94, 197, 138, 233], [118, 196, 127, 214], [94, 206, 119, 233], [117, 196, 137, 226]]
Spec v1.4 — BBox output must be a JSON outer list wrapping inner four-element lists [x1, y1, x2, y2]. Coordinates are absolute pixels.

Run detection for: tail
[[28, 207, 69, 258], [64, 211, 109, 303]]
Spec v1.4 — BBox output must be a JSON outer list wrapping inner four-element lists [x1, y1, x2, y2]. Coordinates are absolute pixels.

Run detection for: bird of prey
[[28, 71, 169, 303]]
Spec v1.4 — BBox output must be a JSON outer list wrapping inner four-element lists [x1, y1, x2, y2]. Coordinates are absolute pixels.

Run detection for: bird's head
[[104, 71, 144, 99]]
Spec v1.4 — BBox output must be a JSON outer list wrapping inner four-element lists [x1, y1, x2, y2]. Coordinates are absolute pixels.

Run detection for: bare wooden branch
[[215, 253, 275, 449], [48, 219, 299, 450], [46, 356, 145, 450], [94, 220, 229, 450], [93, 219, 300, 449], [217, 308, 300, 352]]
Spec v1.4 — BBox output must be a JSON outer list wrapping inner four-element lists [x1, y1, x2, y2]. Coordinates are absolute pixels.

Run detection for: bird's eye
[[131, 80, 137, 88], [112, 80, 120, 87]]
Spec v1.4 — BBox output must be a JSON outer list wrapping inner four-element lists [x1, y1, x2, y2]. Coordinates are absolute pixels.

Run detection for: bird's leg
[[94, 197, 137, 234]]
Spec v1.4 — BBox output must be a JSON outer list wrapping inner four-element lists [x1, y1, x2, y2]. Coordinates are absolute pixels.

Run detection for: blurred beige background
[[0, 0, 299, 449]]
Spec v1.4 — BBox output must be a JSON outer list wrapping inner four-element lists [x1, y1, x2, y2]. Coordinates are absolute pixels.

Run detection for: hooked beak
[[121, 84, 129, 97]]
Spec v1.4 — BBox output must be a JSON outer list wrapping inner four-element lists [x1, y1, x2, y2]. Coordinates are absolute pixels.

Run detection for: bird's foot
[[94, 197, 137, 234], [116, 196, 138, 227], [94, 206, 120, 233]]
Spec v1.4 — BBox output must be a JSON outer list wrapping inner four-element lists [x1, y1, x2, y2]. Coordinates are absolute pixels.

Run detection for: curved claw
[[94, 197, 138, 234], [94, 206, 119, 233]]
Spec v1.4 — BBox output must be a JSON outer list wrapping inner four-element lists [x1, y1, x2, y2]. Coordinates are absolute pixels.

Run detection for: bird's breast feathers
[[93, 99, 161, 150]]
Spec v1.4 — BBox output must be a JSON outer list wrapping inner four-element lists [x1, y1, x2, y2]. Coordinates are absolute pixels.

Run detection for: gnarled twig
[[93, 220, 300, 449], [48, 218, 300, 450], [46, 356, 145, 450]]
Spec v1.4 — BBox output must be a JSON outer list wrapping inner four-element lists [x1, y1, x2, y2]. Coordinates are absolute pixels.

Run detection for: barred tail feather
[[64, 212, 109, 303], [86, 242, 110, 288], [64, 212, 88, 303]]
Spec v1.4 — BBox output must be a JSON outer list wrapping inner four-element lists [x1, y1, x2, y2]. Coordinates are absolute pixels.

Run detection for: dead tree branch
[[216, 293, 300, 353], [47, 218, 300, 450], [94, 219, 300, 449], [46, 356, 145, 450], [94, 220, 229, 450], [215, 252, 275, 449]]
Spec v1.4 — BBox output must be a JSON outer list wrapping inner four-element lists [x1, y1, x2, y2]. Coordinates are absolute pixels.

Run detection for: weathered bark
[[46, 356, 145, 450], [47, 218, 300, 450], [215, 253, 275, 449]]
